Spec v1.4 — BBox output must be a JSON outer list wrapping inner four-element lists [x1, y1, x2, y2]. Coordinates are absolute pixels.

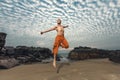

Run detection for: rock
[[42, 58, 53, 63], [0, 58, 19, 69], [109, 50, 120, 63], [68, 46, 109, 60], [3, 46, 15, 57], [14, 46, 52, 64], [0, 32, 7, 51], [0, 32, 54, 69]]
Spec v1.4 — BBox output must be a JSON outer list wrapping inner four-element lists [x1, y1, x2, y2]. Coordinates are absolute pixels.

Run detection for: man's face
[[57, 19, 61, 24]]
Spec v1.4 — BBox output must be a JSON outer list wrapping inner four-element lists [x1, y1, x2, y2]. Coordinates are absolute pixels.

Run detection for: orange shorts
[[53, 35, 69, 55]]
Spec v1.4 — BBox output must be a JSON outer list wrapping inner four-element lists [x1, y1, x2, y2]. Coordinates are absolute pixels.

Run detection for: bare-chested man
[[40, 19, 69, 68]]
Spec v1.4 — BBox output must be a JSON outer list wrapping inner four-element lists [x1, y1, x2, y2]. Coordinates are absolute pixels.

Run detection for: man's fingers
[[40, 32, 43, 35]]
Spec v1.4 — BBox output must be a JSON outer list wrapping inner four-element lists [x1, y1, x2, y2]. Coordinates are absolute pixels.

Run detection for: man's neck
[[57, 24, 61, 26]]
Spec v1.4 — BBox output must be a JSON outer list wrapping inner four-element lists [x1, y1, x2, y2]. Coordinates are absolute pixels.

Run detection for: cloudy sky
[[0, 0, 120, 51]]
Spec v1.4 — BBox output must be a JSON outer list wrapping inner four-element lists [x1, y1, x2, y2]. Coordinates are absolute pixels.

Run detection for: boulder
[[0, 32, 7, 51], [109, 50, 120, 63], [0, 58, 19, 69], [68, 46, 109, 60]]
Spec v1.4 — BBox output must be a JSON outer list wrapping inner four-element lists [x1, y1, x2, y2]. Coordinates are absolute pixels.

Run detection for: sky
[[0, 0, 120, 52]]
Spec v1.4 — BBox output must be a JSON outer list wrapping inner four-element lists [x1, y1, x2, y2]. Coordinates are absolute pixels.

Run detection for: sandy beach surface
[[0, 58, 120, 80]]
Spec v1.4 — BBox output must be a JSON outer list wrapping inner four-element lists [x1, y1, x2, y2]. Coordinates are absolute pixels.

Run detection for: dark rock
[[0, 32, 54, 69], [4, 46, 15, 57], [0, 58, 19, 69], [17, 56, 33, 63], [68, 46, 109, 60], [109, 50, 120, 63], [14, 46, 52, 64], [0, 32, 7, 51]]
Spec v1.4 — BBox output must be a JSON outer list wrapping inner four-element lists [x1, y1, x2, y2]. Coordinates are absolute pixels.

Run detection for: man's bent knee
[[65, 45, 69, 49]]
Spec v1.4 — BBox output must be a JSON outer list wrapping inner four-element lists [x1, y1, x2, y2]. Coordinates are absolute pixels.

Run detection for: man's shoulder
[[54, 26, 57, 28]]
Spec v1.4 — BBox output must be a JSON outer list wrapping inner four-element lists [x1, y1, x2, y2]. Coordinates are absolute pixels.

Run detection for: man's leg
[[53, 46, 59, 68], [53, 44, 59, 68], [53, 54, 56, 68], [53, 38, 59, 68], [61, 37, 69, 49]]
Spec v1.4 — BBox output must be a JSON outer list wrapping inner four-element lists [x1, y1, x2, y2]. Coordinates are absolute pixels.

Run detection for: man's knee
[[65, 45, 69, 49]]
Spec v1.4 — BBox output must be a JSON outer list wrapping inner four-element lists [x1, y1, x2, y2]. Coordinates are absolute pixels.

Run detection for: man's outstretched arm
[[63, 25, 69, 28], [40, 26, 56, 35]]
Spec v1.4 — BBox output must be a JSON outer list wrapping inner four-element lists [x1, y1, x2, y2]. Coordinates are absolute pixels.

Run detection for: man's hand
[[63, 25, 69, 28], [40, 32, 43, 35]]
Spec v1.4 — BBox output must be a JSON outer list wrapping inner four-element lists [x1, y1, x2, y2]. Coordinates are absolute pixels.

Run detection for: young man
[[40, 19, 69, 68]]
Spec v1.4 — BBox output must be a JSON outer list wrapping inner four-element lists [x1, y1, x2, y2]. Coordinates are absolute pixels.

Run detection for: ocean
[[58, 53, 69, 58]]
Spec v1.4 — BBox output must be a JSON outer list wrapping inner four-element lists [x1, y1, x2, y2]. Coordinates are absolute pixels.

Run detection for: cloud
[[0, 0, 120, 50], [36, 41, 45, 46]]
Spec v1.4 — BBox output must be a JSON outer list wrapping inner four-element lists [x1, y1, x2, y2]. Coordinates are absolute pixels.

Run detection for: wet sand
[[0, 58, 120, 80]]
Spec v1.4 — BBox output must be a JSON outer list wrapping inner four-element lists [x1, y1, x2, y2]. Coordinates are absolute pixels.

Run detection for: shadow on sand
[[57, 62, 70, 73]]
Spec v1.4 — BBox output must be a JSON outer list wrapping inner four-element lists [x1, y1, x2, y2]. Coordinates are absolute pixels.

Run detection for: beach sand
[[0, 58, 120, 80]]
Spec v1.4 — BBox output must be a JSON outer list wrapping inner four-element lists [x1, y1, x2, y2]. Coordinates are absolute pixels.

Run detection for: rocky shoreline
[[68, 46, 120, 63], [0, 32, 120, 69], [0, 32, 53, 69]]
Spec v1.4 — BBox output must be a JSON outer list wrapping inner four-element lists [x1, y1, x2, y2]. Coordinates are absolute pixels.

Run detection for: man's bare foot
[[53, 62, 56, 68], [59, 43, 63, 48]]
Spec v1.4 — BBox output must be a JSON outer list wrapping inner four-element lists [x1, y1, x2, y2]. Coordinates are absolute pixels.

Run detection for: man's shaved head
[[57, 18, 61, 24]]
